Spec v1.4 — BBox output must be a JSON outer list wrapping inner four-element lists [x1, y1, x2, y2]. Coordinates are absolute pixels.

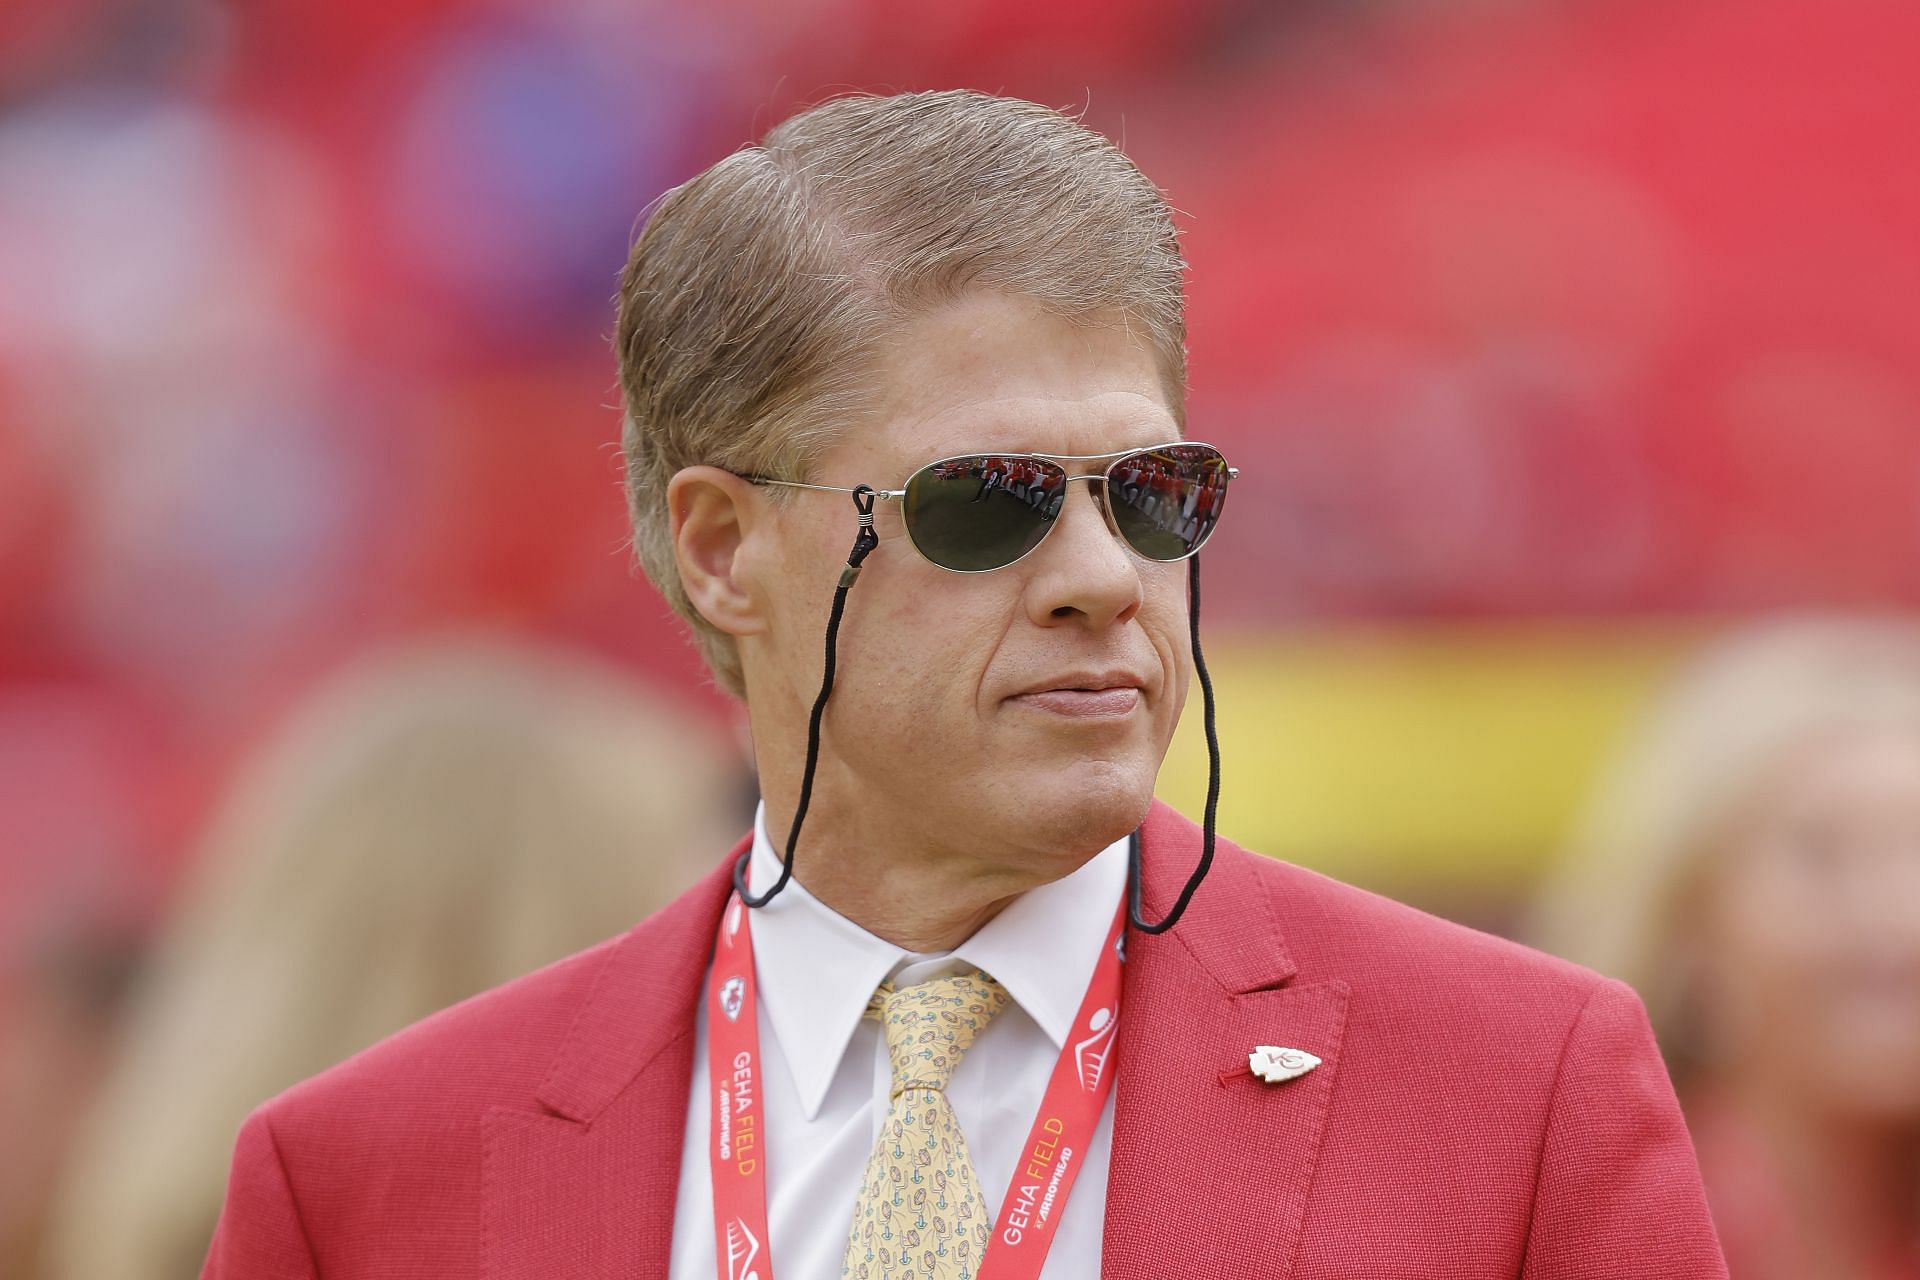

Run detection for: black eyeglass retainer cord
[[1125, 553, 1217, 933], [733, 487, 1219, 934], [732, 485, 878, 908]]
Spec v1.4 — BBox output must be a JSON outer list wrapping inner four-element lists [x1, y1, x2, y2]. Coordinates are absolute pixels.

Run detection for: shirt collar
[[743, 801, 1130, 1120]]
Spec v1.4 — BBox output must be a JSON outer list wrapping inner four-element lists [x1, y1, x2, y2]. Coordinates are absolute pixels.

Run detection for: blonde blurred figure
[[1532, 619, 1920, 1280], [38, 633, 745, 1280]]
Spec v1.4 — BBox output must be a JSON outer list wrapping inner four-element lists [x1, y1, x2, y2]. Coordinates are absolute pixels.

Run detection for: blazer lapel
[[1103, 803, 1349, 1280], [482, 840, 744, 1279]]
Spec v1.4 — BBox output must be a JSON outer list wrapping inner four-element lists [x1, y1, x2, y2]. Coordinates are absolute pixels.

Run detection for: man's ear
[[668, 466, 768, 638]]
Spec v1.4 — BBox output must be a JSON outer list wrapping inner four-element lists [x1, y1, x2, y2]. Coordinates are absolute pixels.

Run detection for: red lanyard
[[705, 889, 1126, 1280]]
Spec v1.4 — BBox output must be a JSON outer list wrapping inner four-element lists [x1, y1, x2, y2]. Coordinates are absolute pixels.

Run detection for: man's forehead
[[869, 293, 1162, 390], [845, 301, 1180, 466], [880, 391, 1180, 463]]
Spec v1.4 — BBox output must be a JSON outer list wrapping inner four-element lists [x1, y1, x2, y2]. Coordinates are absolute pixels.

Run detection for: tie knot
[[866, 970, 1009, 1096]]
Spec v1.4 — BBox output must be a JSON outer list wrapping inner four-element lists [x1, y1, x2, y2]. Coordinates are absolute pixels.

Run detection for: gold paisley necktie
[[841, 970, 1010, 1280]]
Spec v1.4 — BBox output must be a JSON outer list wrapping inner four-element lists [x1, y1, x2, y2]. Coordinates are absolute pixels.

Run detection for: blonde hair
[[1529, 617, 1920, 1069], [40, 634, 743, 1280], [616, 89, 1188, 696]]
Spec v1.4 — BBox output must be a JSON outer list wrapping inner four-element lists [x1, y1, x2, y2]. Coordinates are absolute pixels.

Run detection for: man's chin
[[997, 757, 1158, 855]]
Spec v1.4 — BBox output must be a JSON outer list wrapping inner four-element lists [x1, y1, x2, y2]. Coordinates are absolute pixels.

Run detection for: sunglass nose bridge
[[1051, 472, 1120, 536]]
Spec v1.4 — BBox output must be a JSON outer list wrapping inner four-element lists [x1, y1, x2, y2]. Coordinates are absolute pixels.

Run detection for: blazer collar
[[1103, 800, 1349, 1280], [484, 839, 744, 1278], [1130, 799, 1298, 993], [534, 835, 744, 1124]]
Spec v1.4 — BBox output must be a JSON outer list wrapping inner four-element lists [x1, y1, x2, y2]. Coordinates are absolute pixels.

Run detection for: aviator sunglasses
[[746, 442, 1236, 572]]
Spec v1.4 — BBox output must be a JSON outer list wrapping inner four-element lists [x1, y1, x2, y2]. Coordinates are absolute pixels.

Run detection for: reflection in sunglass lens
[[903, 455, 1070, 571], [1105, 445, 1232, 561]]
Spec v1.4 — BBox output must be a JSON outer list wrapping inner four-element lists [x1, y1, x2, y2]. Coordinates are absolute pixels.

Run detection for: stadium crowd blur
[[2, 0, 1917, 1276]]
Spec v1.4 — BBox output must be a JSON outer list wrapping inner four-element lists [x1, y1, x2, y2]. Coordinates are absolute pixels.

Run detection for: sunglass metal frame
[[747, 442, 1237, 573]]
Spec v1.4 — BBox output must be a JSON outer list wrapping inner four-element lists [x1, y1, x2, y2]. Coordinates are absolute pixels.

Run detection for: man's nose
[[1022, 482, 1143, 629]]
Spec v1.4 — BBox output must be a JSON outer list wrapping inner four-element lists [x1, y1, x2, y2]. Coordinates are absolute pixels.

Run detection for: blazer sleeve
[[202, 1107, 322, 1280], [1520, 977, 1727, 1279]]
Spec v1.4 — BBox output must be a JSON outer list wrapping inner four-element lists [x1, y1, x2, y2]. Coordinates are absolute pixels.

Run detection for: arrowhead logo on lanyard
[[720, 975, 746, 1022], [1073, 1006, 1119, 1092], [723, 1217, 761, 1280]]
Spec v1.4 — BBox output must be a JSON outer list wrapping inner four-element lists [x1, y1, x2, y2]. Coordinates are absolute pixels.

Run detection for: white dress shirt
[[668, 804, 1125, 1279]]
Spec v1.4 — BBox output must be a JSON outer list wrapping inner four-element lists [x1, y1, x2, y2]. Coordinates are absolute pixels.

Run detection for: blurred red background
[[5, 0, 1918, 937], [5, 0, 1920, 1274]]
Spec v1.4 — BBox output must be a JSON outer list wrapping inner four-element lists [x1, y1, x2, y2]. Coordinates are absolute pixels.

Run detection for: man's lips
[[1006, 673, 1147, 717], [1010, 687, 1142, 716]]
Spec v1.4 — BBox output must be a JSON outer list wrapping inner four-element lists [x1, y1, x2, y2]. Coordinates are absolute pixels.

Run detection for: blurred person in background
[[1533, 620, 1920, 1280], [0, 917, 141, 1279], [0, 681, 161, 1280], [34, 633, 743, 1280]]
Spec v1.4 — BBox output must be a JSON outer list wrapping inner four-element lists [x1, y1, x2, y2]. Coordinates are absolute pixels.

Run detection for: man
[[205, 91, 1727, 1278]]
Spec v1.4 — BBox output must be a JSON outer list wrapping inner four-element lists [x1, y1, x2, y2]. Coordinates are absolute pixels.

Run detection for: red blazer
[[204, 802, 1726, 1278]]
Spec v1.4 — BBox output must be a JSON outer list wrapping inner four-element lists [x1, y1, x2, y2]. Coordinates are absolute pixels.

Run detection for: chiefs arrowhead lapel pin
[[1249, 1045, 1321, 1084]]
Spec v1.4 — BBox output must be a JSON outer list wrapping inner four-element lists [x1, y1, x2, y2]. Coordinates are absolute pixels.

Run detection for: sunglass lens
[[1105, 444, 1233, 561], [903, 455, 1070, 571]]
